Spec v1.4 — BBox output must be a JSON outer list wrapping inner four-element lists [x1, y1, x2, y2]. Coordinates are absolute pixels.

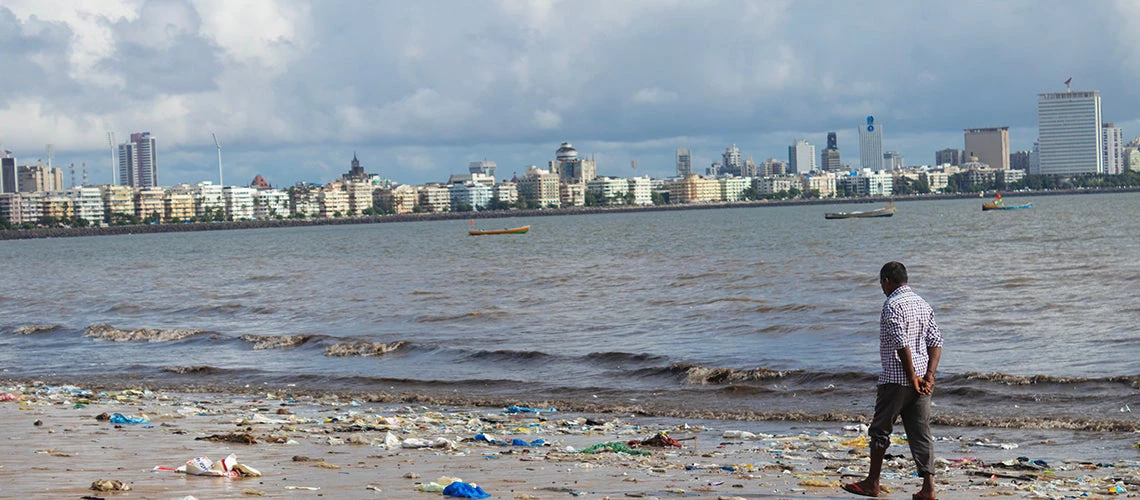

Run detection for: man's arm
[[923, 346, 941, 390], [896, 347, 927, 394]]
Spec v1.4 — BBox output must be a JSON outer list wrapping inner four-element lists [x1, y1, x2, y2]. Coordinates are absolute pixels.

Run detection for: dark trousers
[[870, 383, 935, 476]]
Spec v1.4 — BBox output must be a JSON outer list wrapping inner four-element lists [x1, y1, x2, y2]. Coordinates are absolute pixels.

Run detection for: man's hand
[[911, 375, 929, 395], [918, 373, 936, 395]]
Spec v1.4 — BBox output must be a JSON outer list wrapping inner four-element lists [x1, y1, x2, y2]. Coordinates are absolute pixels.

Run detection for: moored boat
[[982, 201, 1032, 211], [825, 204, 896, 219], [982, 193, 1032, 211], [468, 225, 530, 235]]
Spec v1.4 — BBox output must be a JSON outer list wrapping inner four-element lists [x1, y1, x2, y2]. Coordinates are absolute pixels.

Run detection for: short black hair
[[880, 261, 908, 284]]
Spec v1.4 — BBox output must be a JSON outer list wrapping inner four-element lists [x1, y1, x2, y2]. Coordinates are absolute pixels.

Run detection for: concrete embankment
[[0, 187, 1133, 241]]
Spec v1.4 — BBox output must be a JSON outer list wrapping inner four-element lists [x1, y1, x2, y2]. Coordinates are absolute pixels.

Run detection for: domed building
[[553, 141, 595, 184], [556, 142, 579, 162]]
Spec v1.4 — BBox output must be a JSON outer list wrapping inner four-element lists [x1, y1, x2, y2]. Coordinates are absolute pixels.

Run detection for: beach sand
[[0, 383, 1136, 499]]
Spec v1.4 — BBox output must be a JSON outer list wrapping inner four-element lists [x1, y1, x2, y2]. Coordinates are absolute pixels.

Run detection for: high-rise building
[[1102, 123, 1124, 175], [1037, 89, 1102, 175], [554, 142, 595, 184], [722, 144, 742, 176], [935, 148, 964, 167], [964, 127, 1010, 170], [821, 132, 842, 172], [17, 164, 64, 192], [859, 116, 883, 170], [787, 139, 816, 174], [469, 159, 497, 180], [1010, 150, 1031, 171], [118, 132, 158, 187], [883, 151, 905, 171], [1, 153, 16, 193], [742, 157, 759, 177], [675, 148, 692, 177]]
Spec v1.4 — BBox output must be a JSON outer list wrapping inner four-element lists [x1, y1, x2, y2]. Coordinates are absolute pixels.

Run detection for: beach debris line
[[3, 381, 1139, 498]]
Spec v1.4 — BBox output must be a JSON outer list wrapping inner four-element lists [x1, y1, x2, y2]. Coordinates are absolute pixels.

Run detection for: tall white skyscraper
[[1037, 89, 1102, 175], [1102, 122, 1124, 175], [787, 139, 816, 174], [858, 116, 883, 171], [722, 144, 742, 176], [119, 132, 158, 187], [675, 147, 692, 177]]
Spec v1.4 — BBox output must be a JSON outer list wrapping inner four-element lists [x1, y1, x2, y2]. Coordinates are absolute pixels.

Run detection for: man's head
[[880, 261, 908, 295]]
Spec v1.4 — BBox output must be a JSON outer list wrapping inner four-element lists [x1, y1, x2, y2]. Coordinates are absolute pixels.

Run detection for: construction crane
[[82, 162, 88, 186], [212, 132, 223, 187]]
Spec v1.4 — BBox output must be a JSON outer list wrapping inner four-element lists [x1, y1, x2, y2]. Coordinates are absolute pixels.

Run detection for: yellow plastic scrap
[[799, 479, 840, 488], [840, 436, 868, 448]]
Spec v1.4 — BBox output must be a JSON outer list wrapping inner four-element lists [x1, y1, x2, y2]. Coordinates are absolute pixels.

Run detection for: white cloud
[[191, 0, 310, 72], [532, 109, 562, 130], [2, 0, 1139, 186], [631, 88, 679, 105]]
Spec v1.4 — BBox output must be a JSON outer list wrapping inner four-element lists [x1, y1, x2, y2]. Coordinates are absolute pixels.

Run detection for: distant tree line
[[941, 170, 1140, 193]]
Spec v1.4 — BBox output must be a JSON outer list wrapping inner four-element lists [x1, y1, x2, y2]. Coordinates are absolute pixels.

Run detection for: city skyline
[[3, 1, 1140, 186]]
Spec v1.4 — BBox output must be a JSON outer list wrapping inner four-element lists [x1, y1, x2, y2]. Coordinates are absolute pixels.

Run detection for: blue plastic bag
[[442, 481, 491, 498], [504, 405, 556, 414], [109, 413, 149, 424]]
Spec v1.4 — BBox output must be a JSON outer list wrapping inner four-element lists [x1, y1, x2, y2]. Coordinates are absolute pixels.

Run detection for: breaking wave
[[961, 371, 1140, 388], [324, 340, 409, 357], [13, 324, 61, 335], [84, 324, 208, 343], [680, 365, 801, 385], [239, 334, 320, 350]]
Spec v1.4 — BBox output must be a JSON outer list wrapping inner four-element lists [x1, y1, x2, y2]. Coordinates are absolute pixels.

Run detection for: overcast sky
[[2, 0, 1138, 187]]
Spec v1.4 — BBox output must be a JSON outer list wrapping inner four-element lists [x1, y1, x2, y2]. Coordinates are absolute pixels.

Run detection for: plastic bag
[[442, 481, 491, 499]]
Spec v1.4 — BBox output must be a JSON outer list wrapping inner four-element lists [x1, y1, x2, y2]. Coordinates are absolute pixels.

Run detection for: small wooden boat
[[825, 204, 896, 219], [982, 201, 1032, 211], [468, 225, 530, 235]]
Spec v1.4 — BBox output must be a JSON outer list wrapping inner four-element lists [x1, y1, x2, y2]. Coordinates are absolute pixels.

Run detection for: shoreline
[[2, 187, 1137, 241], [1, 380, 1137, 499], [4, 376, 1137, 433]]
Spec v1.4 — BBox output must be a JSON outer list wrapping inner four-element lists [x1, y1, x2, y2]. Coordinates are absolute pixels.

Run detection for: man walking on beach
[[843, 261, 943, 500]]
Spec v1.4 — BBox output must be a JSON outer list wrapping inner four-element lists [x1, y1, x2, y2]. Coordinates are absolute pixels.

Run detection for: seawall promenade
[[1, 187, 1135, 241]]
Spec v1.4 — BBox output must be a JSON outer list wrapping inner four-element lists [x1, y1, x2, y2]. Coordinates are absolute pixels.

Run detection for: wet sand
[[0, 383, 1136, 499]]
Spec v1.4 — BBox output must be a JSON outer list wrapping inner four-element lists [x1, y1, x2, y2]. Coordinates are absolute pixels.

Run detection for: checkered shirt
[[879, 285, 943, 385]]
